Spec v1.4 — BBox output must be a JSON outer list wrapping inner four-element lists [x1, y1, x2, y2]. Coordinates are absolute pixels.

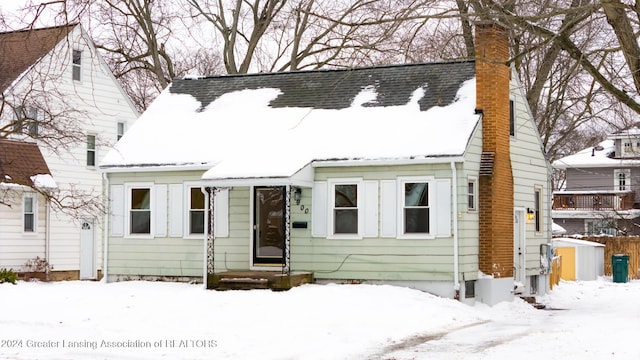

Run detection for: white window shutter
[[435, 179, 452, 237], [312, 181, 328, 237], [214, 188, 229, 237], [363, 180, 378, 237], [380, 180, 396, 237], [169, 184, 183, 237], [110, 185, 124, 237], [155, 184, 167, 237]]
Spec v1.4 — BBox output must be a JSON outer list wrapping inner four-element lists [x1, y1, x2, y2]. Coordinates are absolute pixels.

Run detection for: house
[[0, 24, 139, 279], [100, 22, 552, 305], [552, 125, 640, 236]]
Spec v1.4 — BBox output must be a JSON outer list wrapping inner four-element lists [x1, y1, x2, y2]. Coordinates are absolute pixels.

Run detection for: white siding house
[[0, 24, 139, 279]]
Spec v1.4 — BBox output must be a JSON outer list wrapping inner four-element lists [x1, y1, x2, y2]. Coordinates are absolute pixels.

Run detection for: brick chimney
[[476, 22, 514, 278]]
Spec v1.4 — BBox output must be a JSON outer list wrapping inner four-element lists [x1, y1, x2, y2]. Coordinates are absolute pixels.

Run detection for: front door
[[80, 219, 95, 279], [253, 187, 285, 266]]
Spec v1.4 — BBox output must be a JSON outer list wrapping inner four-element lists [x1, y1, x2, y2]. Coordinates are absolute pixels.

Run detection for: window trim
[[87, 134, 96, 167], [467, 176, 477, 212], [509, 97, 515, 137], [125, 183, 154, 238], [184, 183, 205, 239], [23, 192, 37, 234], [72, 49, 82, 81], [327, 178, 363, 239], [613, 169, 631, 191], [117, 122, 125, 141], [396, 176, 435, 239], [534, 186, 542, 233]]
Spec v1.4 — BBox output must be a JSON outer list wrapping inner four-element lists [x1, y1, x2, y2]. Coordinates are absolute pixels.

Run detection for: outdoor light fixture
[[526, 208, 535, 221], [294, 187, 302, 205]]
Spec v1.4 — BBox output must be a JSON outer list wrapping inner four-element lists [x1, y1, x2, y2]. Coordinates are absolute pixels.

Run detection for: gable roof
[[101, 61, 480, 182], [0, 139, 55, 188], [0, 24, 76, 91]]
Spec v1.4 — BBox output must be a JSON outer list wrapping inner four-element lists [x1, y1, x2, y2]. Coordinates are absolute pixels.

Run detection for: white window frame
[[534, 185, 542, 233], [117, 122, 125, 141], [467, 176, 477, 212], [396, 176, 435, 239], [614, 169, 631, 191], [184, 183, 205, 239], [125, 183, 154, 238], [87, 134, 96, 167], [23, 192, 37, 234], [327, 178, 363, 239], [72, 49, 82, 81]]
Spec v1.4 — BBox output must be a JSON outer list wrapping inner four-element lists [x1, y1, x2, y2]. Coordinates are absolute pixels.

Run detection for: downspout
[[45, 197, 51, 265], [451, 161, 460, 299], [102, 172, 109, 282]]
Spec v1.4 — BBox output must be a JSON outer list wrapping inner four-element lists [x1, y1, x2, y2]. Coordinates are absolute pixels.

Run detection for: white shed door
[[80, 220, 95, 279]]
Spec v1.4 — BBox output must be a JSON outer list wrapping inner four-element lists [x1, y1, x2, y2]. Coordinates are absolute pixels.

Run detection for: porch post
[[283, 185, 291, 275], [206, 187, 218, 287]]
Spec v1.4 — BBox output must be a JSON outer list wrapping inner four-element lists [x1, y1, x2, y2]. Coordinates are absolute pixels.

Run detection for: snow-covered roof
[[552, 140, 621, 169], [101, 62, 480, 180], [552, 237, 605, 247]]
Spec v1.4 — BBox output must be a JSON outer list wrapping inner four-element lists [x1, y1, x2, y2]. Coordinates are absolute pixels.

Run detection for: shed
[[553, 237, 605, 281]]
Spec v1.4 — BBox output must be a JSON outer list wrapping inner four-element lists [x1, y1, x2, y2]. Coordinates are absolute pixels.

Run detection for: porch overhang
[[201, 161, 314, 188]]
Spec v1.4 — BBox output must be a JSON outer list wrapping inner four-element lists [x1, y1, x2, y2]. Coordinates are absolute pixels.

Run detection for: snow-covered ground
[[1, 278, 638, 359]]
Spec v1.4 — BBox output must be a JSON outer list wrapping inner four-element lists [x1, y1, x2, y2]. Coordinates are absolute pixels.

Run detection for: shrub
[[0, 268, 18, 284], [23, 256, 53, 273]]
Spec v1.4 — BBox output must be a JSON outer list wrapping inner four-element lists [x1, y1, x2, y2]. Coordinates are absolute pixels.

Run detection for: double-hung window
[[403, 182, 430, 234], [189, 187, 205, 235], [333, 183, 358, 234], [614, 169, 631, 191], [396, 176, 435, 238], [23, 193, 36, 232], [117, 122, 125, 141], [87, 135, 96, 166], [72, 50, 82, 81], [467, 177, 477, 211], [129, 187, 151, 234]]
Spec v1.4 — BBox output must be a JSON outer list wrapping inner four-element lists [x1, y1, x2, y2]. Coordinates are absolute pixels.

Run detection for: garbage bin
[[612, 254, 629, 283]]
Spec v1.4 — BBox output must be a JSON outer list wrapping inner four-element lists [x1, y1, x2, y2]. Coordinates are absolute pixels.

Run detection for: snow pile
[[1, 278, 638, 359]]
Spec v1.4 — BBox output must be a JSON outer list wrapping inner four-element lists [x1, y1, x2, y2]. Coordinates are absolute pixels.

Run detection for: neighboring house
[[0, 24, 139, 279], [0, 139, 57, 271], [552, 126, 640, 236], [100, 23, 552, 305]]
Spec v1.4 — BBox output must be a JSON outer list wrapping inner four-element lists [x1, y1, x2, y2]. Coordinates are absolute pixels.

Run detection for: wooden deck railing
[[552, 191, 635, 211]]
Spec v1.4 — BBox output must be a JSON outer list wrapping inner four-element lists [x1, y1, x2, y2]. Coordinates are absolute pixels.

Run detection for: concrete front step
[[208, 271, 314, 291]]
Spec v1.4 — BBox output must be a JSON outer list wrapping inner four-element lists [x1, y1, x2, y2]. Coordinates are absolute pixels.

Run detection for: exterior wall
[[553, 218, 585, 236], [565, 167, 640, 195], [5, 26, 138, 277], [0, 189, 47, 270], [105, 171, 206, 281], [510, 73, 552, 296]]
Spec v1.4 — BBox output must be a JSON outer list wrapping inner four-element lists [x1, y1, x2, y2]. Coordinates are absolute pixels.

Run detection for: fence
[[583, 236, 640, 279], [550, 256, 561, 289]]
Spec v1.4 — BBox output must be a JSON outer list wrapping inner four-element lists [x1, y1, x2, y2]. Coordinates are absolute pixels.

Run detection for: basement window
[[465, 280, 475, 298]]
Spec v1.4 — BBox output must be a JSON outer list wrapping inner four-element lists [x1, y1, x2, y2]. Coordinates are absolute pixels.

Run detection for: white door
[[514, 209, 526, 286], [80, 220, 95, 279]]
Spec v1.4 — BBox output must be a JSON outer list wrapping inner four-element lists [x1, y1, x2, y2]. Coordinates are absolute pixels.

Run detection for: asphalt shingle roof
[[0, 139, 51, 186], [0, 24, 75, 92], [170, 61, 476, 111]]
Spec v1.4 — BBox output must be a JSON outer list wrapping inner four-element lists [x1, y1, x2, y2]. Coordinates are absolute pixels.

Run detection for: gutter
[[312, 156, 465, 168], [451, 161, 460, 298]]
